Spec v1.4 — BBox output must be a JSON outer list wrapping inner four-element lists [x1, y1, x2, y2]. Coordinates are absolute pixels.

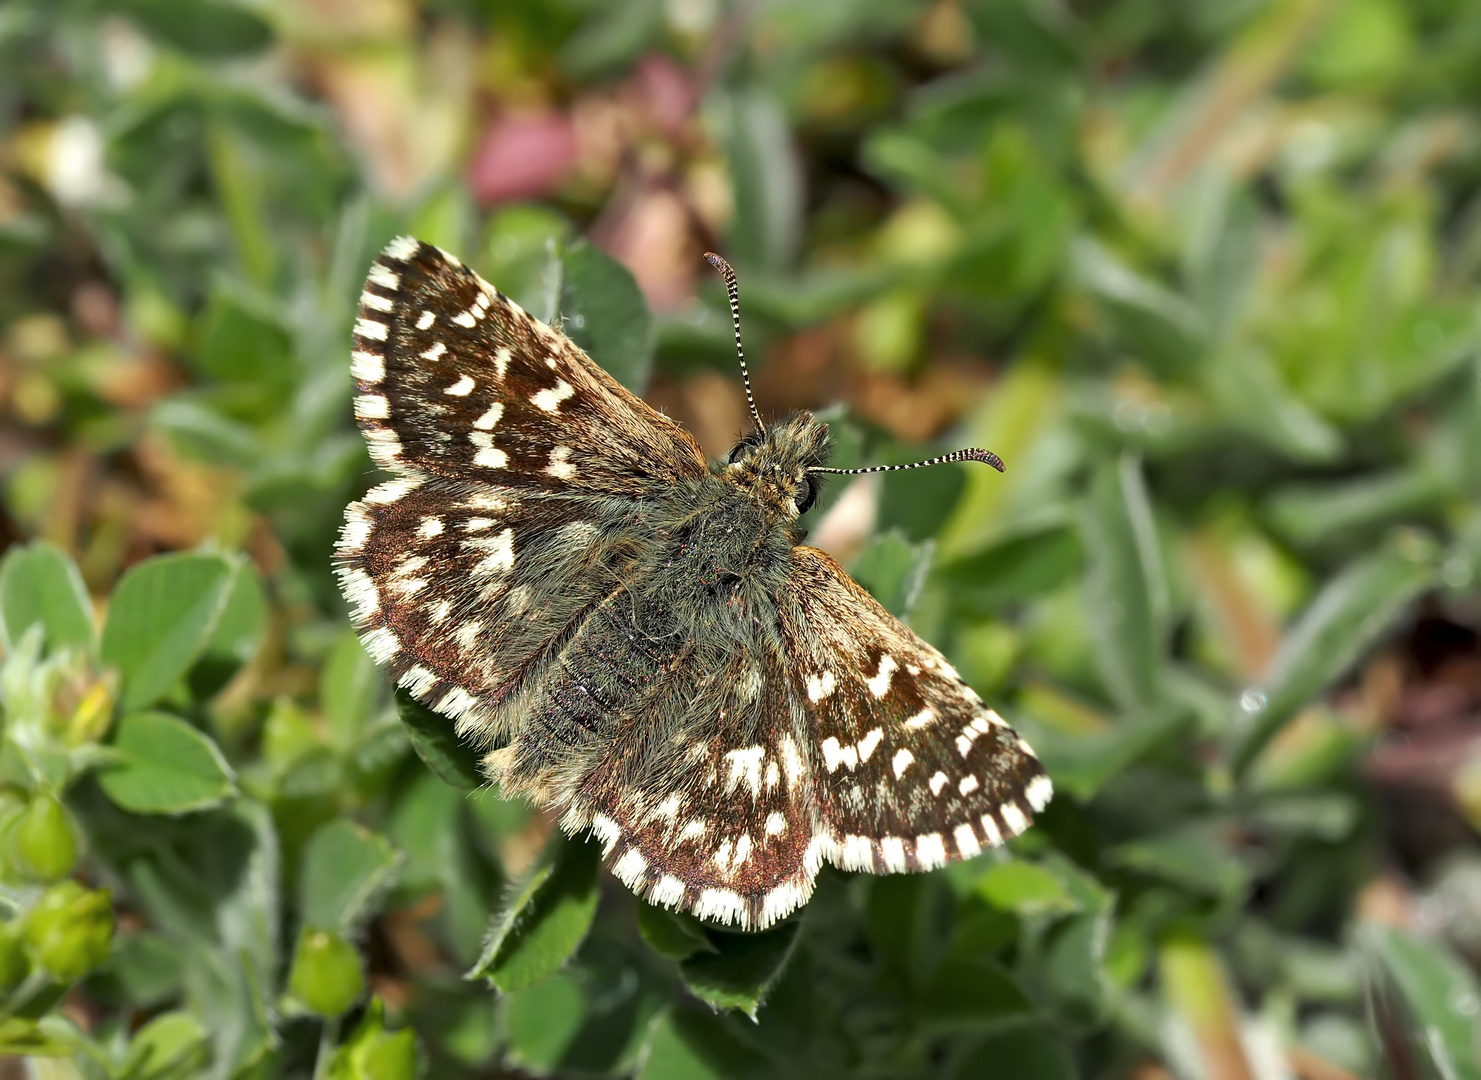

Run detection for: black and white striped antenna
[[704, 252, 765, 435], [702, 254, 1005, 476], [812, 448, 1004, 475]]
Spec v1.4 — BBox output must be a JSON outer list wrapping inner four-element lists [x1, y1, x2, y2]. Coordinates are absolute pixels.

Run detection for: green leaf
[[849, 530, 933, 617], [180, 942, 278, 1077], [478, 205, 572, 323], [121, 1010, 212, 1080], [407, 183, 474, 261], [639, 1010, 769, 1080], [636, 903, 715, 961], [1205, 347, 1342, 463], [395, 689, 484, 790], [917, 957, 1033, 1031], [188, 560, 266, 700], [100, 552, 237, 711], [1266, 468, 1449, 549], [877, 446, 968, 542], [1073, 238, 1206, 375], [98, 711, 236, 814], [1105, 822, 1249, 902], [949, 1025, 1077, 1080], [1040, 910, 1114, 1026], [468, 833, 600, 993], [503, 953, 663, 1077], [0, 1016, 78, 1057], [677, 922, 800, 1019], [941, 521, 1083, 614], [216, 799, 283, 1012], [1182, 171, 1261, 343], [976, 860, 1079, 917], [151, 397, 262, 467], [1079, 455, 1170, 712], [91, 931, 184, 1010], [557, 0, 664, 80], [112, 0, 274, 57], [320, 632, 381, 749], [1017, 707, 1186, 801], [298, 819, 399, 934], [196, 279, 293, 390], [718, 90, 804, 273], [1233, 542, 1437, 774], [0, 540, 94, 655], [502, 970, 587, 1073], [559, 239, 654, 393], [1362, 925, 1481, 1080]]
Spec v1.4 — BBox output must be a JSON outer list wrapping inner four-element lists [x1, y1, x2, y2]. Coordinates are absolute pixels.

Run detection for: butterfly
[[335, 236, 1053, 930]]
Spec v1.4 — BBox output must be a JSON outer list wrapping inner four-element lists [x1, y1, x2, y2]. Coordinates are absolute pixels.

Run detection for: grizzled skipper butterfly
[[335, 237, 1053, 930]]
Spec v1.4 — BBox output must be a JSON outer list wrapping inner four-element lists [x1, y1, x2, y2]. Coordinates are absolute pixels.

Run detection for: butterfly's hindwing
[[558, 641, 823, 929], [336, 476, 635, 736], [782, 547, 1053, 874], [351, 238, 707, 495]]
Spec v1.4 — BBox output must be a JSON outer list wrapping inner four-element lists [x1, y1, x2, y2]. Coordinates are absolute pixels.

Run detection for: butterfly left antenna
[[812, 447, 1006, 475], [704, 252, 765, 435]]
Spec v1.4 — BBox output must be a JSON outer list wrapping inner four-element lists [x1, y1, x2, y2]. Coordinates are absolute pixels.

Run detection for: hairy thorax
[[643, 479, 793, 638]]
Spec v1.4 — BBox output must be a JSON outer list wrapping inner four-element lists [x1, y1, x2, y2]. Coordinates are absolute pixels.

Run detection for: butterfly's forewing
[[349, 237, 707, 494], [337, 236, 706, 734], [782, 547, 1053, 874]]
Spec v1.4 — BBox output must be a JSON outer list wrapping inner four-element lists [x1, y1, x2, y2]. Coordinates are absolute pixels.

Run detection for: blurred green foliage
[[3, 0, 1481, 1076]]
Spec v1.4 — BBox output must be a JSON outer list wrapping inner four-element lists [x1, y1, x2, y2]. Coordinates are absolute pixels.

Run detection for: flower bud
[[288, 928, 364, 1017], [67, 679, 116, 746], [328, 998, 419, 1080], [23, 881, 114, 980], [341, 1029, 418, 1080], [11, 794, 77, 882]]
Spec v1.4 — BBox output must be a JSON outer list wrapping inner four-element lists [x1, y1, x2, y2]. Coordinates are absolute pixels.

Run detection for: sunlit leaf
[[0, 541, 94, 655], [100, 553, 237, 712], [298, 820, 398, 934], [98, 711, 237, 814], [468, 834, 600, 993]]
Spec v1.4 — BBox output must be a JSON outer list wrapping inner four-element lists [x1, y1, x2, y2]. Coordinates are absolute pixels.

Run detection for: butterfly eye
[[727, 442, 751, 465], [796, 475, 819, 515]]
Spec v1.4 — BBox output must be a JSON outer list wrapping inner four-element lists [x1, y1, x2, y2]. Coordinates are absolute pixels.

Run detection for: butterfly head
[[703, 251, 1008, 523], [723, 412, 830, 520]]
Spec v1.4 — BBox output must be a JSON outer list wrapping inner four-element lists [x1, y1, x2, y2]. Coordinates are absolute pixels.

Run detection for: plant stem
[[312, 1015, 341, 1080]]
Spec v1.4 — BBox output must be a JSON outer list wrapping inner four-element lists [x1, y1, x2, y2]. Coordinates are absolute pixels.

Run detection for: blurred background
[[3, 0, 1481, 1077]]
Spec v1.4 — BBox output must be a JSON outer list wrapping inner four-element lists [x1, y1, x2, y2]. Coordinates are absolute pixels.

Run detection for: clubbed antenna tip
[[965, 449, 1007, 473]]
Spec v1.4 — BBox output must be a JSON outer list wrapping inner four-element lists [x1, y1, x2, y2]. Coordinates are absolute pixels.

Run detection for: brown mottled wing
[[335, 477, 627, 735], [336, 236, 705, 735], [779, 546, 1053, 874], [562, 644, 824, 931], [348, 236, 706, 493]]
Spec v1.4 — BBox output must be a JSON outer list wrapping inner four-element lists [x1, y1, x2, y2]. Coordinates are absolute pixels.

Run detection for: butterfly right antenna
[[704, 252, 765, 435], [811, 447, 1005, 476]]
